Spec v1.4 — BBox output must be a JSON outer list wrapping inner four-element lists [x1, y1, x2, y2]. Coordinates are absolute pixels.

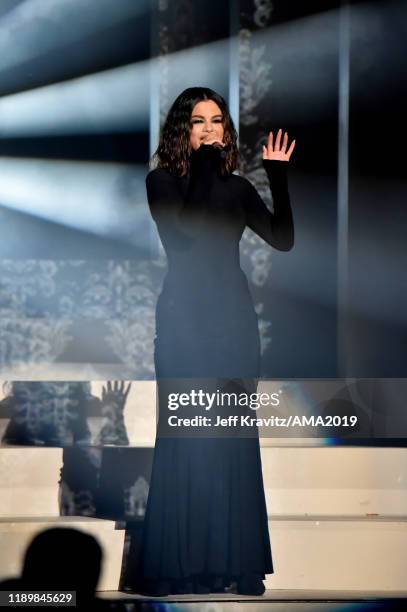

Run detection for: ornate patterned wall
[[0, 259, 164, 378], [238, 0, 275, 361]]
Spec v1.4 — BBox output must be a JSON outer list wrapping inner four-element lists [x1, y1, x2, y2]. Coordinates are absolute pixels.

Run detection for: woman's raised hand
[[263, 129, 296, 161]]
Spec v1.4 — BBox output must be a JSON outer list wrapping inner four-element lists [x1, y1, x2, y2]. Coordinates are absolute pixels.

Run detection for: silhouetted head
[[21, 528, 102, 595], [153, 86, 239, 177]]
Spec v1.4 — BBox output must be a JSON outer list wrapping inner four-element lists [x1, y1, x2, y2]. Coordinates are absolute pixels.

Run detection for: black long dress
[[137, 145, 294, 593]]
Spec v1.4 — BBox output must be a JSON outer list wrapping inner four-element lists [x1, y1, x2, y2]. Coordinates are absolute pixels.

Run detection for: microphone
[[211, 142, 228, 159]]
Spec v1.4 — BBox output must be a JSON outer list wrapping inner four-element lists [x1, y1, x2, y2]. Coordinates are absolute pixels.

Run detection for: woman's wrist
[[262, 159, 288, 182], [262, 159, 288, 169]]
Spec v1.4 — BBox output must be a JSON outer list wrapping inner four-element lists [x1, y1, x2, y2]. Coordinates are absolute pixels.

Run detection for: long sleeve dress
[[136, 144, 294, 594]]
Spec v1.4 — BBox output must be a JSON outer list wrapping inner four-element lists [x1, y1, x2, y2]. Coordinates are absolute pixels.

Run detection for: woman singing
[[136, 87, 295, 596]]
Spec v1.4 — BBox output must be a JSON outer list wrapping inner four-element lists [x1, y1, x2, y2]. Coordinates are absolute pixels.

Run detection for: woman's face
[[189, 99, 224, 150]]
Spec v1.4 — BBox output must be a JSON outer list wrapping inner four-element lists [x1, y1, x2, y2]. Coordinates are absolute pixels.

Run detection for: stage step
[[1, 446, 407, 518], [0, 516, 124, 591], [260, 446, 407, 516], [265, 516, 407, 592], [0, 448, 62, 517]]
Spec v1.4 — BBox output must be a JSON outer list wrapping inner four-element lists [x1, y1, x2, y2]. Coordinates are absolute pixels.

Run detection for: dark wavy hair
[[152, 87, 239, 177]]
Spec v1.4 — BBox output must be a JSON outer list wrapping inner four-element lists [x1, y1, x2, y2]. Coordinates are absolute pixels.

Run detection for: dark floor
[[98, 589, 407, 611]]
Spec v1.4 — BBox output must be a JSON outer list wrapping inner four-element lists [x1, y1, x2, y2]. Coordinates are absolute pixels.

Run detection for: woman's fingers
[[275, 128, 282, 151], [201, 136, 224, 146], [281, 131, 288, 152], [286, 139, 296, 159], [267, 131, 274, 152]]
